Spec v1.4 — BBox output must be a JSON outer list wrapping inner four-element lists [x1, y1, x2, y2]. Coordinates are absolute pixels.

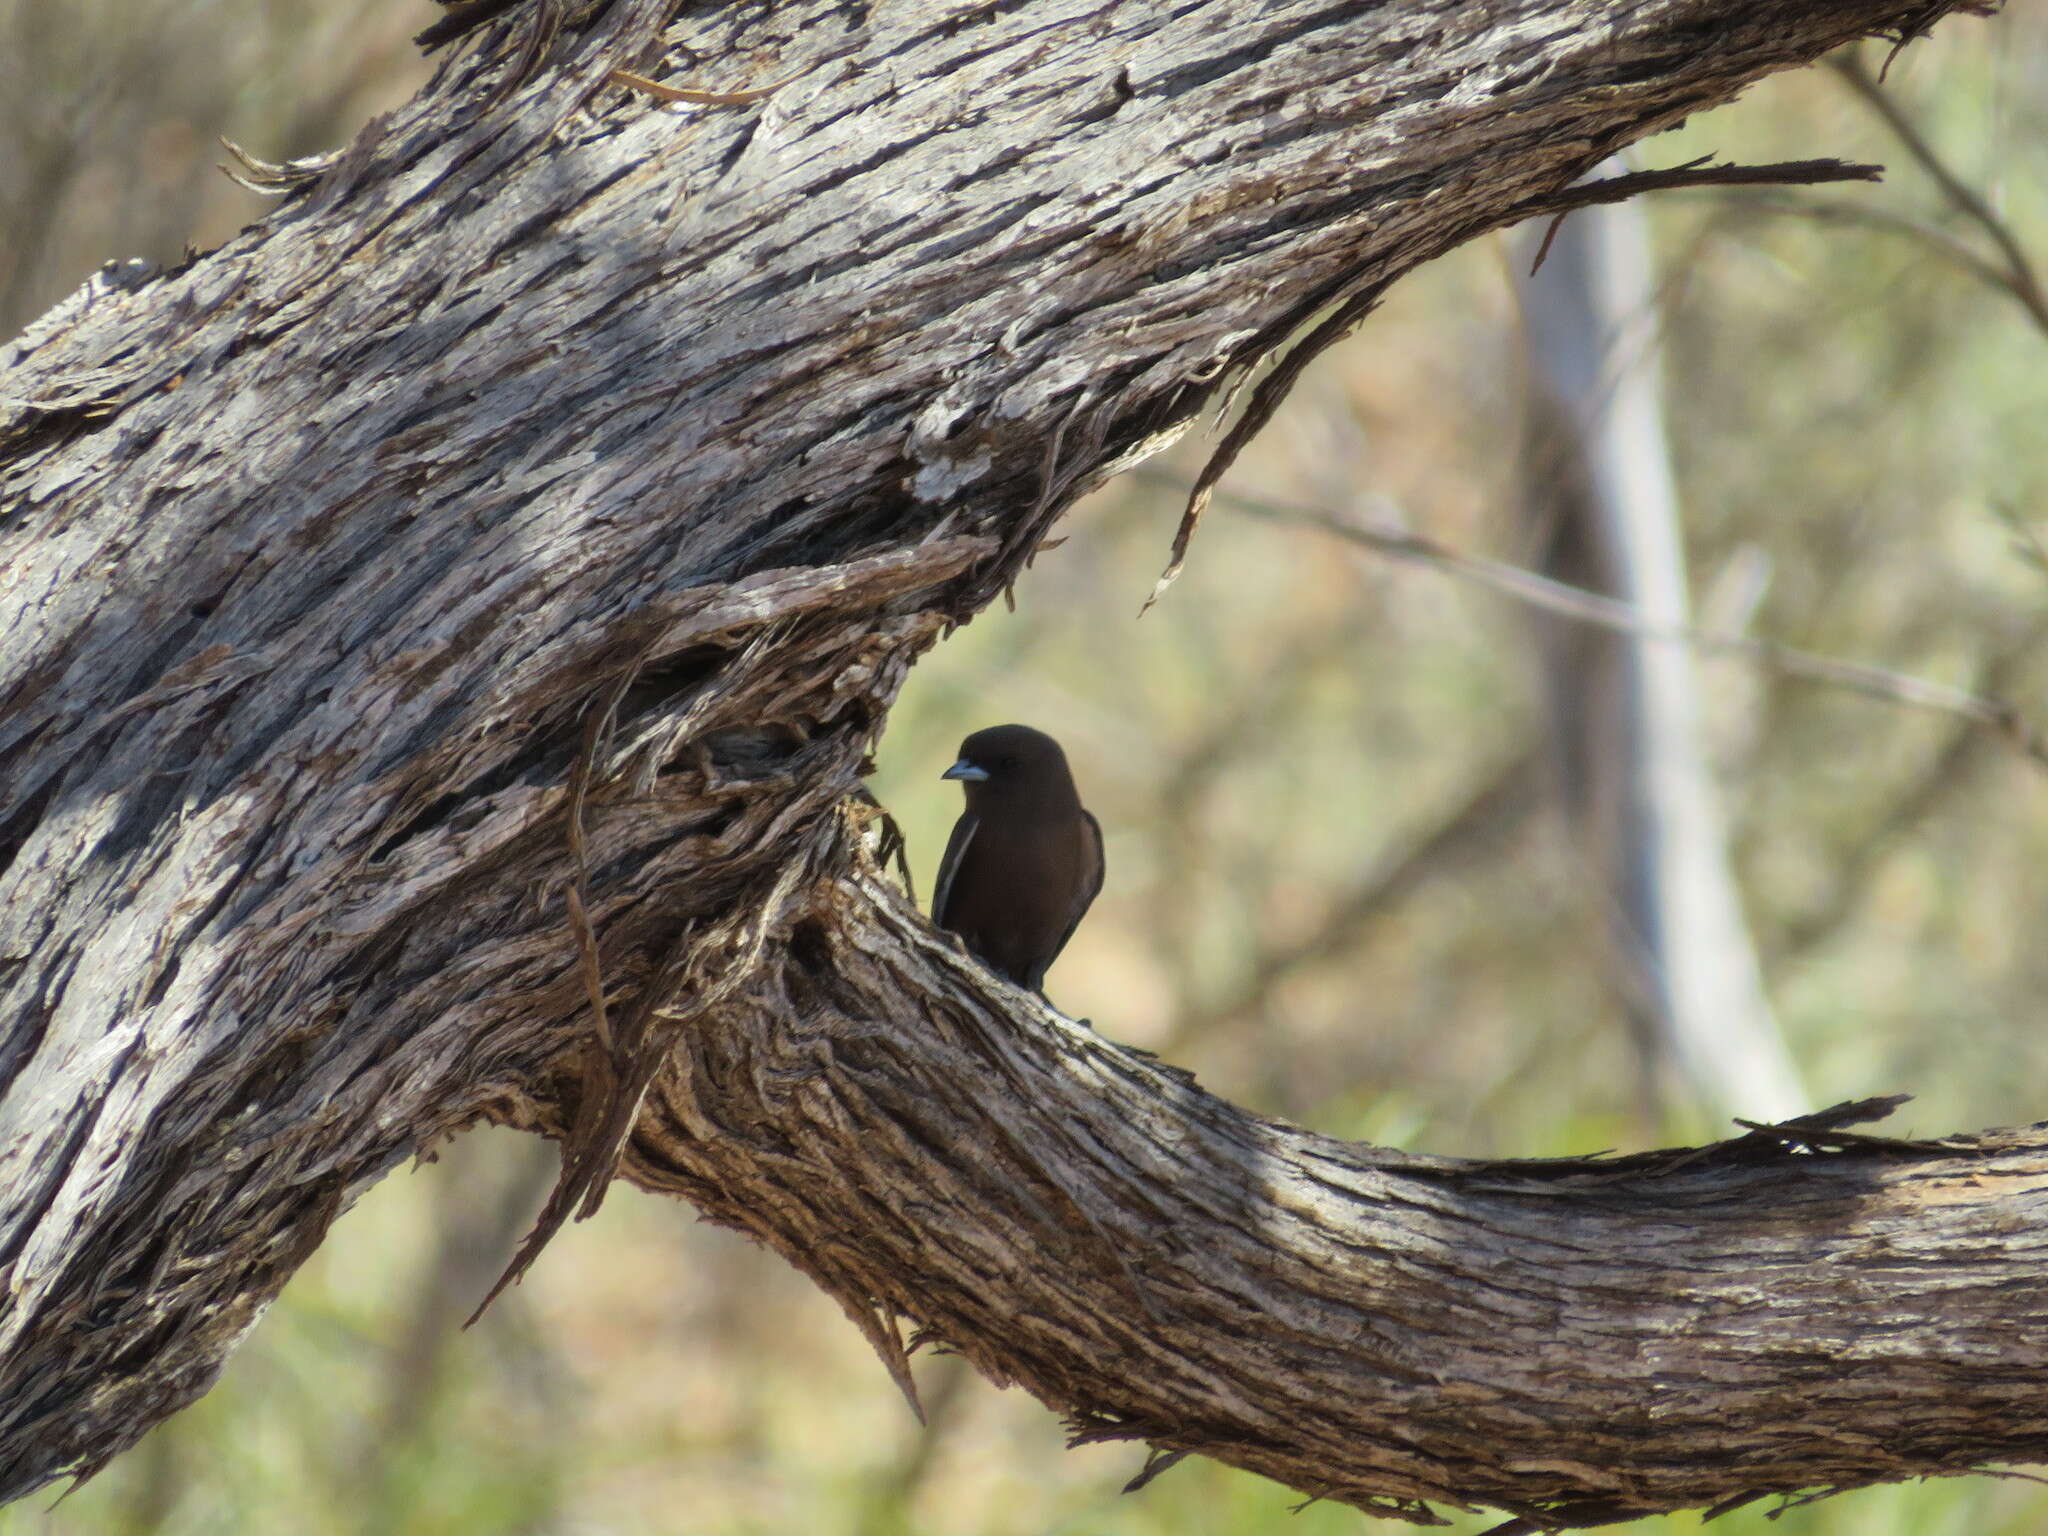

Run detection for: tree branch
[[611, 844, 2048, 1528], [1830, 48, 2048, 329], [1188, 474, 2048, 769], [1521, 155, 1883, 275]]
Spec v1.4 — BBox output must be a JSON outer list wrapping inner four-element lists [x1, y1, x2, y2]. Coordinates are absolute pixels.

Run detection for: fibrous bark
[[0, 0, 2016, 1524]]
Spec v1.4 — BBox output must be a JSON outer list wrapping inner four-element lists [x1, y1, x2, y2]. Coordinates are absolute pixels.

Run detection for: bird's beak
[[942, 759, 990, 782]]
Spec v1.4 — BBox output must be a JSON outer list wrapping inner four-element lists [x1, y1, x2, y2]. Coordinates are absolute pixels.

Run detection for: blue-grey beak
[[942, 758, 990, 782]]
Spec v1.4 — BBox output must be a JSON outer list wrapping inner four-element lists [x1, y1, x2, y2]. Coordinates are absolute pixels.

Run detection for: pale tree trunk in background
[[0, 1, 2022, 1528], [1517, 188, 1809, 1124]]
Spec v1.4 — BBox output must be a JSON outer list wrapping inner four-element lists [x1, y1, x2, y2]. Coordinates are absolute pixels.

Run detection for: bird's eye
[[1000, 756, 1019, 770]]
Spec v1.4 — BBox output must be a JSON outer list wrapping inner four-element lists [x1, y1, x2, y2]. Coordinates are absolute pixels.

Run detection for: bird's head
[[941, 723, 1079, 805]]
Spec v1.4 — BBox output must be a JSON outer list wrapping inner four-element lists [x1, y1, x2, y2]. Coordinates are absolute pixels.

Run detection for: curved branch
[[0, 0, 2005, 1516], [612, 834, 2048, 1528]]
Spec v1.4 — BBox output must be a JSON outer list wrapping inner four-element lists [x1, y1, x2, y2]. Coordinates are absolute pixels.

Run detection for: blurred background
[[5, 2, 2047, 1532]]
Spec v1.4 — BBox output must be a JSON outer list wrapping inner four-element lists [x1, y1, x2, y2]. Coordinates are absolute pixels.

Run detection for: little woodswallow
[[933, 724, 1103, 995]]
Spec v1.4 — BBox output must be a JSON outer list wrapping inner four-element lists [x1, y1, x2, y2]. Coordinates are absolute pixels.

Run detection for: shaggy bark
[[0, 0, 2015, 1524], [624, 862, 2048, 1528]]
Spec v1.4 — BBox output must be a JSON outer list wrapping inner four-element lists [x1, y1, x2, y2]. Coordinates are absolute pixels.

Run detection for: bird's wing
[[930, 811, 979, 927], [1044, 809, 1105, 968]]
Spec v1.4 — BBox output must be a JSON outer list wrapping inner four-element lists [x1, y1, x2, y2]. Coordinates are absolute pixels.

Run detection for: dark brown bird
[[933, 724, 1103, 994]]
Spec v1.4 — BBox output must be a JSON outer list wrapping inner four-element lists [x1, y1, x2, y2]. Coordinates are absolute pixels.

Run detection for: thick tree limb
[[609, 864, 2048, 1527], [0, 0, 2015, 1522]]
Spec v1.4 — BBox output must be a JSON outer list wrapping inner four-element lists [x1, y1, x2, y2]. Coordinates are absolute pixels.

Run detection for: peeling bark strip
[[0, 0, 2003, 1518]]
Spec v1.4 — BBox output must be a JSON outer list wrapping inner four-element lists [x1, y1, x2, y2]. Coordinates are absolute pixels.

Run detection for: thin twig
[[1525, 157, 1884, 274], [1714, 190, 2046, 333], [1135, 470, 2048, 771], [1769, 617, 2048, 968], [1831, 52, 2048, 330]]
